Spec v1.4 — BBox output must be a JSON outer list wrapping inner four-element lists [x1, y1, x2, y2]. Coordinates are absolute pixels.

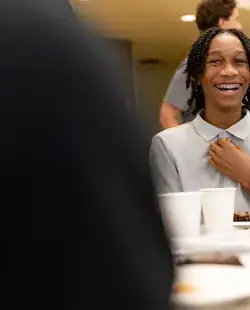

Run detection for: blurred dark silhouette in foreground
[[0, 0, 173, 308]]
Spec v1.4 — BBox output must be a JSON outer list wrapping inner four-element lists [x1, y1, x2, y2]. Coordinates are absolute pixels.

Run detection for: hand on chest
[[207, 136, 250, 188], [176, 135, 250, 190]]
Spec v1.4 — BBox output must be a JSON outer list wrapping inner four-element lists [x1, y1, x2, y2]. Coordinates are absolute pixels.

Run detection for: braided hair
[[185, 27, 250, 115]]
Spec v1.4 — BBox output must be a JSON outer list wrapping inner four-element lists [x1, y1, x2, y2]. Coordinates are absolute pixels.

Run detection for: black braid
[[184, 27, 250, 115]]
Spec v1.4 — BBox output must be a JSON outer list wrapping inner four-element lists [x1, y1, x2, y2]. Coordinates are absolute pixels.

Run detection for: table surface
[[174, 297, 250, 309], [173, 227, 250, 309]]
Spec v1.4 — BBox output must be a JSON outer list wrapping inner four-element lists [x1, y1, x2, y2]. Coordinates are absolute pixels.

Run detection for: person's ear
[[218, 18, 225, 29]]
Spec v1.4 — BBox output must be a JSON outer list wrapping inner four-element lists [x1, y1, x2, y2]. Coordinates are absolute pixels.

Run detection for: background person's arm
[[159, 103, 181, 129], [159, 62, 191, 129]]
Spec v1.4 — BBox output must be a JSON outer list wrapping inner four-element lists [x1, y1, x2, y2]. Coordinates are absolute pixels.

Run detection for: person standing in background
[[0, 0, 174, 309], [159, 0, 242, 129]]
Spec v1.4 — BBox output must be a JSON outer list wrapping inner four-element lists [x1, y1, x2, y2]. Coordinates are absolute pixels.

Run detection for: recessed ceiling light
[[180, 15, 196, 22]]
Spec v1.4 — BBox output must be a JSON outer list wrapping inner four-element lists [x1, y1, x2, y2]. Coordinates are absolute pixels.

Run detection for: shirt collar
[[192, 110, 250, 142]]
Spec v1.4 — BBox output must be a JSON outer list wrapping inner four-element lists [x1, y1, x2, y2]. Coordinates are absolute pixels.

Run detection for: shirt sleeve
[[163, 64, 191, 112], [150, 136, 182, 194]]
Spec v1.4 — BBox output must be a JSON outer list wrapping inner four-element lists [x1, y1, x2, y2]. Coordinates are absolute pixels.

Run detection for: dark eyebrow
[[207, 50, 246, 56]]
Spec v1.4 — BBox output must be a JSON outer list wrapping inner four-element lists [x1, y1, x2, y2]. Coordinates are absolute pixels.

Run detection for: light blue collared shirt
[[150, 110, 250, 211]]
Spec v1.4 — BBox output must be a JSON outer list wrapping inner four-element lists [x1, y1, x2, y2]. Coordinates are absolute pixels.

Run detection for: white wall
[[135, 61, 177, 136]]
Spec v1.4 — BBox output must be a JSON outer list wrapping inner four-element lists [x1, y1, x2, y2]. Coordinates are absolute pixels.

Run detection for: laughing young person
[[159, 0, 242, 129], [150, 27, 250, 211]]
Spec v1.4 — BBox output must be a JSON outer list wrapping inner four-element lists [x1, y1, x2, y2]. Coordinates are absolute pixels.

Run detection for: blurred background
[[70, 0, 250, 135]]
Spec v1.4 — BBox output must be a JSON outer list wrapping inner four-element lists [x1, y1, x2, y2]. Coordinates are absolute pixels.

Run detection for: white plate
[[172, 229, 250, 256], [172, 265, 250, 306], [234, 222, 250, 229]]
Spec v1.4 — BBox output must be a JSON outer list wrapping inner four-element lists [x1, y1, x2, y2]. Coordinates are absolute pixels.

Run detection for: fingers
[[216, 138, 234, 148], [209, 156, 216, 167], [209, 153, 227, 174], [208, 149, 221, 165], [217, 138, 243, 152], [209, 142, 222, 154]]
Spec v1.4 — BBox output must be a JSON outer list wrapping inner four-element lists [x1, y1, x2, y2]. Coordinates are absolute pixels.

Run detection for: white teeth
[[216, 83, 241, 90]]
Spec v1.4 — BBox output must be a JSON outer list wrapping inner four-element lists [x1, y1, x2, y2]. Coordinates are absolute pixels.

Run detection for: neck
[[204, 106, 242, 129]]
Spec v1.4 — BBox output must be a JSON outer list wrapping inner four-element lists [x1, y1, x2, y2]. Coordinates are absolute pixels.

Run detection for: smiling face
[[200, 33, 250, 111]]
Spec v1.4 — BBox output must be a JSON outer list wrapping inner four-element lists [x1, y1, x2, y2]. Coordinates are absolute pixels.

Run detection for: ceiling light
[[180, 15, 196, 22]]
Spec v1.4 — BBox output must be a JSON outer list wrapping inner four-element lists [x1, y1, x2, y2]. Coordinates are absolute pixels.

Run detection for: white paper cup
[[200, 188, 236, 235], [158, 191, 201, 238]]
